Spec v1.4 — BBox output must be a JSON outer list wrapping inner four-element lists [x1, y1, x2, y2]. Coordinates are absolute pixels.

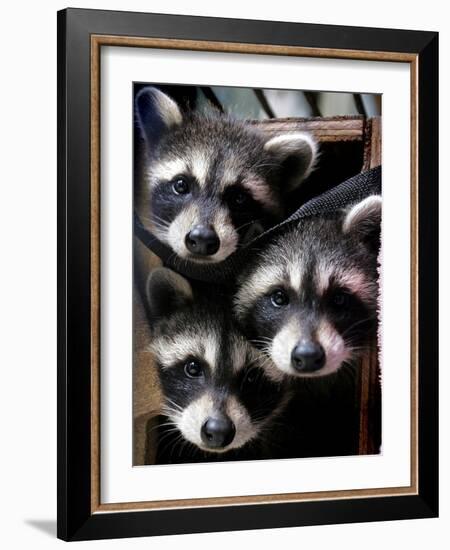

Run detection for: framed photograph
[[57, 8, 438, 541]]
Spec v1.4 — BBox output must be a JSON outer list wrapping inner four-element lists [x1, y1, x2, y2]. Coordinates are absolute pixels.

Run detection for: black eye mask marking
[[240, 278, 376, 358], [150, 176, 199, 228], [223, 185, 275, 238], [324, 286, 375, 346], [237, 366, 285, 423], [239, 284, 295, 346], [158, 356, 209, 410], [224, 185, 252, 211], [327, 286, 354, 312]]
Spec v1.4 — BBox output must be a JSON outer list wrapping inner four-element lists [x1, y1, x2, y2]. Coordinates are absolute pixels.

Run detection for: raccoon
[[234, 195, 381, 378], [135, 87, 317, 263], [146, 267, 290, 462]]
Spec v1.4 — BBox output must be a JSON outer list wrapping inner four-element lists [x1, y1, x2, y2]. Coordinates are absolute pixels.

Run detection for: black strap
[[135, 166, 381, 284]]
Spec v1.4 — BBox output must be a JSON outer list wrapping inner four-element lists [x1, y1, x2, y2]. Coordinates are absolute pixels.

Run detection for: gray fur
[[135, 87, 317, 262], [234, 196, 381, 378], [147, 268, 290, 454]]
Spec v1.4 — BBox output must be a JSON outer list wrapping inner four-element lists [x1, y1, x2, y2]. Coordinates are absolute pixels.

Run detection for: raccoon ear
[[135, 87, 183, 148], [264, 132, 318, 191], [146, 268, 193, 320], [342, 195, 382, 251]]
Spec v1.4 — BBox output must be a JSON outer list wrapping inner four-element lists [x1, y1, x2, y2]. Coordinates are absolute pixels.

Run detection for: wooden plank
[[358, 346, 381, 455], [252, 116, 365, 142], [133, 241, 163, 465], [359, 116, 382, 455], [362, 116, 382, 169]]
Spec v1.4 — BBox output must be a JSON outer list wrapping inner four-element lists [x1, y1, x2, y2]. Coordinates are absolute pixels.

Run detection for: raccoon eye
[[244, 368, 258, 385], [184, 360, 203, 378], [172, 176, 190, 195], [227, 187, 249, 209], [331, 290, 351, 308], [232, 191, 248, 207], [270, 289, 289, 307]]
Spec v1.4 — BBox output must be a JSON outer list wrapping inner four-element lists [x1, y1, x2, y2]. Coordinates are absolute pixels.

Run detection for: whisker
[[234, 219, 263, 233], [340, 316, 377, 339], [163, 397, 183, 411]]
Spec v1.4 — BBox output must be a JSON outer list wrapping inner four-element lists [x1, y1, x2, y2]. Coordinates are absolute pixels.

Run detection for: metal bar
[[303, 91, 321, 116], [353, 93, 367, 117], [253, 89, 276, 118], [200, 87, 224, 112]]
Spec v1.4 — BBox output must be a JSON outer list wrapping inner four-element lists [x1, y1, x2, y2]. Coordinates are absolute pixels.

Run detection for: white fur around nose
[[176, 393, 258, 453], [210, 207, 239, 261], [164, 204, 238, 262], [270, 317, 301, 376], [314, 319, 351, 377], [177, 394, 215, 449], [225, 396, 258, 449], [166, 203, 200, 258], [269, 316, 351, 378]]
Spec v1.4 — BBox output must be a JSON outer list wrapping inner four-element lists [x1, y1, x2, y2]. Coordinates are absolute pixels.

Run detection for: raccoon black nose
[[185, 225, 220, 256], [201, 416, 236, 449], [291, 341, 326, 373]]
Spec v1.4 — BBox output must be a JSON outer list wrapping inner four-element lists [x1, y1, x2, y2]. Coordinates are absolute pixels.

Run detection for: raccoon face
[[234, 196, 382, 378], [147, 268, 289, 453], [135, 87, 317, 263]]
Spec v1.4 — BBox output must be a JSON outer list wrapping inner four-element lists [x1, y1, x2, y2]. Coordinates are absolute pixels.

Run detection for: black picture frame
[[57, 7, 438, 541]]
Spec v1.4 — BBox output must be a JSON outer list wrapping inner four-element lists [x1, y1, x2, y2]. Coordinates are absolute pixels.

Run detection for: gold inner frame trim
[[90, 34, 419, 514]]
